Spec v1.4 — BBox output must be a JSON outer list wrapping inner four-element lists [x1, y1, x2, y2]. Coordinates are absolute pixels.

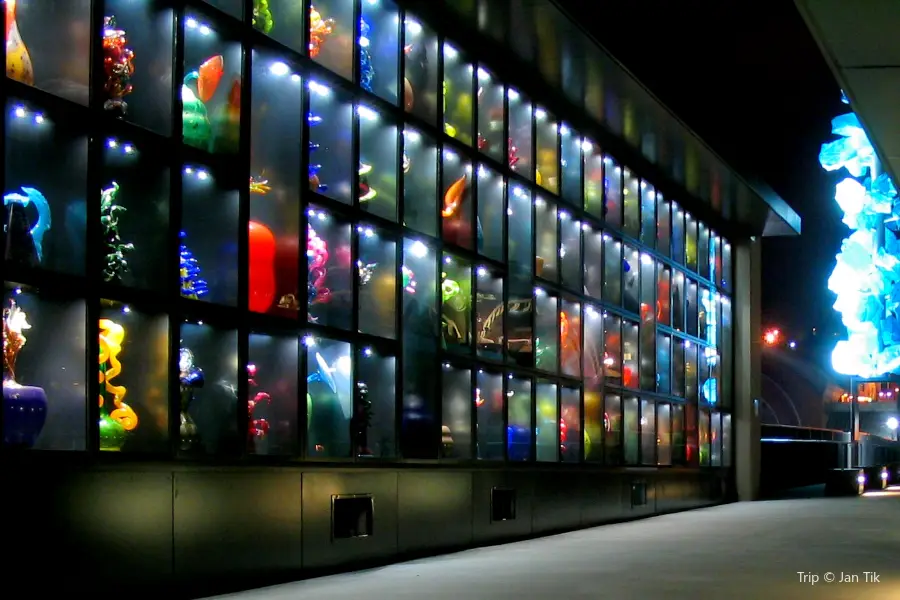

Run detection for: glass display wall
[[2, 0, 732, 467]]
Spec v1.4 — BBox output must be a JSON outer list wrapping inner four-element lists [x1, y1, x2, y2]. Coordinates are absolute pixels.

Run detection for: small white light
[[303, 336, 316, 347], [534, 287, 544, 296], [477, 266, 488, 278], [107, 139, 118, 148], [14, 106, 26, 118], [196, 170, 209, 181], [581, 140, 593, 153], [640, 253, 653, 266], [123, 144, 134, 154], [184, 167, 193, 174], [444, 44, 459, 60], [444, 256, 452, 265], [507, 88, 520, 101], [317, 212, 326, 221], [185, 17, 198, 29], [559, 211, 568, 221], [535, 108, 546, 120], [14, 287, 22, 295], [477, 67, 490, 81], [122, 306, 131, 314], [359, 36, 370, 48], [197, 320, 203, 326], [308, 80, 330, 96], [410, 240, 428, 258], [269, 61, 290, 76], [857, 475, 866, 485], [33, 114, 44, 124], [559, 124, 569, 136], [290, 74, 301, 83], [405, 19, 422, 36], [444, 149, 457, 161], [364, 347, 373, 357], [403, 129, 421, 143], [198, 25, 211, 36], [477, 165, 488, 179]]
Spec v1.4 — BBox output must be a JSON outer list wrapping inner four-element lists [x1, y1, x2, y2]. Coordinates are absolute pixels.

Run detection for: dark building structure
[[2, 0, 799, 594]]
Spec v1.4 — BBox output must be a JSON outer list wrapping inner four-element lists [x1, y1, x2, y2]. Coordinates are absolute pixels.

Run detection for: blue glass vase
[[3, 381, 48, 447]]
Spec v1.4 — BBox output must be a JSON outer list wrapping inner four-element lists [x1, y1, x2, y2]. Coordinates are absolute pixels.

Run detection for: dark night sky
[[560, 0, 848, 345]]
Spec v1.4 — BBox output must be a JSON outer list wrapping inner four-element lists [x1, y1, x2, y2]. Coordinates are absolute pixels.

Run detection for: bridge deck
[[207, 488, 900, 600]]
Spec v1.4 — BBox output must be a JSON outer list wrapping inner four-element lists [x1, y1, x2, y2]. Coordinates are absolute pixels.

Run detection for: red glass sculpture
[[248, 221, 276, 313]]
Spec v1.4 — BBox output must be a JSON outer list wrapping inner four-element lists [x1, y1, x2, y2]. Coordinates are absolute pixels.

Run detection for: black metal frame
[[1, 0, 735, 471]]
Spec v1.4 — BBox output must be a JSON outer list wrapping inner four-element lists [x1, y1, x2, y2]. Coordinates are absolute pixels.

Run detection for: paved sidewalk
[[208, 487, 900, 600]]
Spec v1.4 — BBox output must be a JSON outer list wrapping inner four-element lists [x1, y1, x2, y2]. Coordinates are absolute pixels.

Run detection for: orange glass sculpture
[[249, 221, 277, 313], [5, 0, 33, 85], [197, 55, 224, 103], [309, 5, 334, 58]]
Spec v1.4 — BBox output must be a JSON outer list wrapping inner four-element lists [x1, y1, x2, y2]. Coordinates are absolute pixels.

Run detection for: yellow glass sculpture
[[98, 318, 138, 451], [5, 0, 34, 85]]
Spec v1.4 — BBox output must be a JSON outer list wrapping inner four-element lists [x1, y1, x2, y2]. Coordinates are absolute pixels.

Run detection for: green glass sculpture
[[100, 182, 134, 282], [253, 0, 274, 34]]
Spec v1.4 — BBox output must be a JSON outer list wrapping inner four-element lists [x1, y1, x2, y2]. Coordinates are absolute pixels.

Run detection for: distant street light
[[789, 341, 797, 349]]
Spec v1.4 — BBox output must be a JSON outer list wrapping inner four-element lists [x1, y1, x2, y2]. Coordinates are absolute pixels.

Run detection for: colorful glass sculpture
[[5, 0, 33, 86], [179, 232, 209, 299], [309, 5, 334, 58], [253, 0, 274, 34], [102, 16, 135, 115], [178, 348, 204, 452], [307, 224, 331, 320], [182, 56, 223, 149], [100, 182, 134, 282], [248, 221, 276, 313], [247, 364, 272, 443], [98, 318, 138, 451], [3, 299, 47, 447], [359, 163, 376, 202], [359, 17, 374, 92], [508, 138, 521, 170], [308, 112, 327, 192], [4, 186, 51, 266], [212, 79, 241, 154]]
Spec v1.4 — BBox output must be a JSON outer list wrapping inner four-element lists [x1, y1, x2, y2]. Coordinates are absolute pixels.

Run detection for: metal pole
[[849, 375, 858, 467]]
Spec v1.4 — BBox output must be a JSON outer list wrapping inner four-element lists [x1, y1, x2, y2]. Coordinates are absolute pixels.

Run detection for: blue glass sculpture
[[179, 231, 209, 299], [3, 186, 51, 264], [820, 100, 900, 377], [308, 112, 328, 193], [359, 18, 374, 93]]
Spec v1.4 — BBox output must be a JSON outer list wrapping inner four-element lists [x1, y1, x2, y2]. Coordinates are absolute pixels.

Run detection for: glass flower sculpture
[[3, 299, 47, 447], [820, 94, 900, 377], [3, 186, 51, 266], [309, 5, 334, 59], [101, 16, 135, 115], [180, 231, 209, 299], [100, 182, 134, 282], [247, 364, 272, 444], [98, 318, 138, 451], [307, 224, 331, 321]]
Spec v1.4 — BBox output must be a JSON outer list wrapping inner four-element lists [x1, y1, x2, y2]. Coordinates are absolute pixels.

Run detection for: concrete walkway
[[208, 487, 900, 600]]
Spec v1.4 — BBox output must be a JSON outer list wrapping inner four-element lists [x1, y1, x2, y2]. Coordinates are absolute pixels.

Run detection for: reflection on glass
[[604, 159, 622, 229], [2, 287, 86, 450], [507, 375, 532, 461], [710, 233, 719, 285], [722, 241, 732, 291], [6, 0, 90, 104], [698, 224, 710, 280], [475, 266, 503, 360], [182, 13, 241, 154], [507, 185, 533, 279], [97, 302, 168, 453], [507, 89, 532, 180], [476, 369, 504, 460], [358, 104, 398, 220], [308, 81, 353, 202], [584, 227, 602, 299], [202, 0, 242, 19], [402, 238, 438, 458], [356, 346, 396, 458], [560, 387, 581, 463], [673, 338, 686, 398], [623, 169, 639, 237], [640, 398, 656, 465], [671, 202, 684, 264], [442, 254, 472, 352], [358, 226, 396, 339], [657, 403, 671, 465], [476, 66, 504, 162], [101, 137, 169, 291], [699, 407, 710, 466], [657, 334, 671, 394], [657, 194, 670, 258], [536, 381, 557, 462], [602, 236, 621, 305], [443, 43, 473, 145], [686, 280, 698, 337], [560, 125, 582, 205], [623, 245, 639, 314], [402, 128, 437, 236], [5, 100, 87, 275], [181, 165, 239, 306], [250, 53, 302, 316], [476, 164, 504, 261], [535, 109, 558, 194], [309, 0, 353, 81], [685, 214, 698, 272], [672, 403, 685, 464], [534, 196, 557, 282], [307, 207, 351, 328], [559, 212, 582, 292], [641, 182, 656, 247], [105, 0, 173, 133], [721, 413, 732, 467], [441, 364, 471, 459], [306, 336, 352, 458], [604, 393, 622, 465], [403, 17, 438, 125], [672, 270, 685, 331], [442, 148, 474, 249], [583, 305, 603, 383], [722, 296, 733, 409], [248, 333, 298, 456], [623, 396, 639, 464], [583, 143, 604, 218], [686, 400, 698, 466], [623, 320, 638, 389], [535, 289, 558, 372], [179, 322, 238, 456], [561, 299, 581, 378], [639, 253, 655, 325], [657, 266, 671, 326], [685, 341, 698, 403], [360, 0, 399, 104], [603, 314, 622, 386], [711, 411, 722, 466]]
